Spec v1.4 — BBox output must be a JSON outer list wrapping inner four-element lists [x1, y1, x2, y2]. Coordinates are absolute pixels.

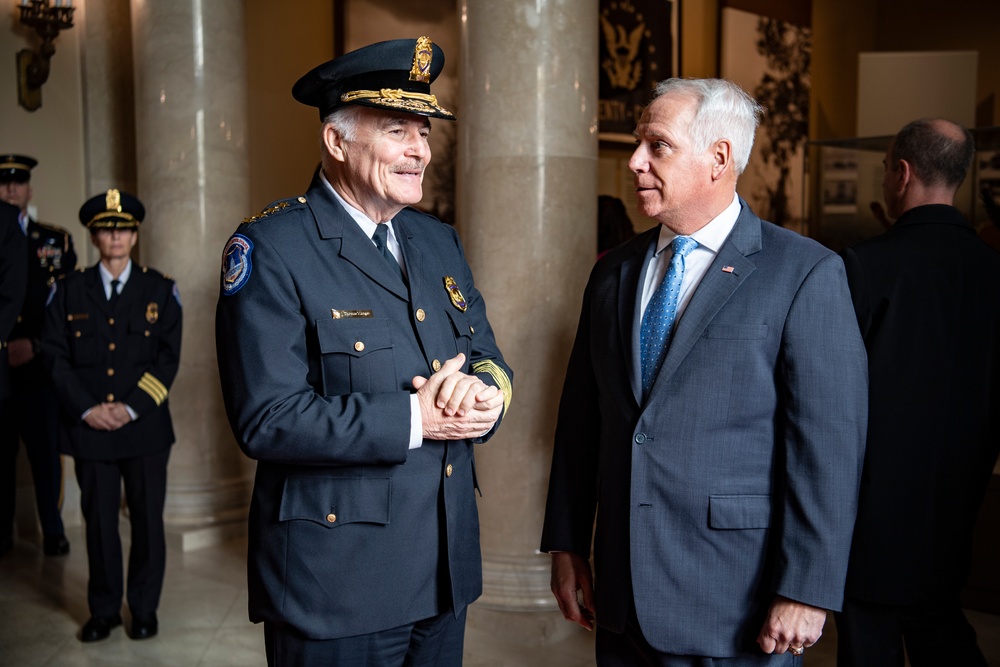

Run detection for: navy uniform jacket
[[11, 218, 77, 390], [0, 203, 27, 399], [41, 264, 182, 461], [215, 174, 512, 640], [541, 202, 867, 657], [841, 204, 1000, 604]]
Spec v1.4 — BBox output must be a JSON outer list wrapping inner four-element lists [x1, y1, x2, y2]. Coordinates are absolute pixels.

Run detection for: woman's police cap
[[79, 189, 145, 230], [292, 36, 455, 121]]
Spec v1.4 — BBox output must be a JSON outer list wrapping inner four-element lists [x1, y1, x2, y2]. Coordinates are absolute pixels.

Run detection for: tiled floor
[[1, 525, 998, 666]]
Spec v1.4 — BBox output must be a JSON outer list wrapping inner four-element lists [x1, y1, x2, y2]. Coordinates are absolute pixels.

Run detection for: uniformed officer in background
[[0, 154, 75, 557], [216, 37, 512, 667], [41, 190, 181, 642], [0, 200, 27, 419]]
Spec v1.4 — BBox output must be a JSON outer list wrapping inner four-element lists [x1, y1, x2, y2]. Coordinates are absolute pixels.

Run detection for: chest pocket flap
[[316, 318, 393, 356], [279, 475, 391, 528]]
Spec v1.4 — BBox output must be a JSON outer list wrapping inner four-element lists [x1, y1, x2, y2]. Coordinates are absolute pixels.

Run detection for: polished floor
[[1, 524, 998, 666]]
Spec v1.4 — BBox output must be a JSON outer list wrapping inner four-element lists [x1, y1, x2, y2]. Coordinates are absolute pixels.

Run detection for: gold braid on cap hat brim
[[340, 88, 454, 118], [0, 161, 33, 171], [87, 211, 140, 229]]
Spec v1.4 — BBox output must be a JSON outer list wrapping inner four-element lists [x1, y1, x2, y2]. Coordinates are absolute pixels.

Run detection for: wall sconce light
[[16, 0, 76, 112]]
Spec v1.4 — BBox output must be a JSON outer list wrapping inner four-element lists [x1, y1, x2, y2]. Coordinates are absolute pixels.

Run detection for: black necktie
[[372, 224, 405, 283], [108, 279, 121, 309]]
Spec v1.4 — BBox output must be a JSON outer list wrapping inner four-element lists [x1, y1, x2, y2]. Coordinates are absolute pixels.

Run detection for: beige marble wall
[[457, 0, 599, 642], [130, 0, 254, 547]]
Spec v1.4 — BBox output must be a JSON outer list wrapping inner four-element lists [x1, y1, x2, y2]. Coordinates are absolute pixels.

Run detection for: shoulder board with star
[[241, 196, 308, 226]]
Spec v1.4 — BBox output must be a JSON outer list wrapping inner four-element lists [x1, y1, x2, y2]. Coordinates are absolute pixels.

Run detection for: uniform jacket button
[[432, 359, 441, 372], [354, 341, 365, 352], [445, 464, 453, 477], [415, 308, 426, 322], [326, 513, 337, 523]]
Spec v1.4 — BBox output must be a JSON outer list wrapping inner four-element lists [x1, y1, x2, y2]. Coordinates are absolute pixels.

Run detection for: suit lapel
[[620, 229, 657, 405], [647, 203, 762, 397], [308, 176, 408, 301]]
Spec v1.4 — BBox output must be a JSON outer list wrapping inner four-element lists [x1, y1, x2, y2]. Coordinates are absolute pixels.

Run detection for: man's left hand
[[757, 595, 826, 655]]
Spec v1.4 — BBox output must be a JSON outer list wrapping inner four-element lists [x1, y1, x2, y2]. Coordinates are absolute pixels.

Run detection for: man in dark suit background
[[0, 154, 75, 557], [0, 200, 27, 410], [836, 119, 1000, 667], [541, 78, 868, 665], [216, 37, 512, 667], [42, 190, 182, 642]]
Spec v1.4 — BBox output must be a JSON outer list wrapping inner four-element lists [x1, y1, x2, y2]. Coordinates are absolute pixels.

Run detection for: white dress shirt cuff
[[408, 393, 423, 449]]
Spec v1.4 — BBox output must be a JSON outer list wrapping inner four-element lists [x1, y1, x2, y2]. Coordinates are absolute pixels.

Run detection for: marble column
[[458, 0, 599, 644], [130, 0, 254, 549]]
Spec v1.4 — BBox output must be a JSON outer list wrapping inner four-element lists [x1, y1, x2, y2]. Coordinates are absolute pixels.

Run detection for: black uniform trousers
[[74, 447, 169, 618], [0, 382, 65, 541], [264, 606, 467, 667]]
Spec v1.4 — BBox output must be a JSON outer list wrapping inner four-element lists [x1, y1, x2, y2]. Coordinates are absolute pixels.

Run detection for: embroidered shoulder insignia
[[241, 196, 306, 225], [222, 234, 254, 296]]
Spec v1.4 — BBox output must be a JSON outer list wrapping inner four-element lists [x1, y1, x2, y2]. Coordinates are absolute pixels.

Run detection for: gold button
[[298, 196, 307, 203], [432, 359, 441, 372], [326, 513, 337, 523], [470, 326, 475, 334], [144, 330, 150, 337], [445, 464, 453, 477], [16, 315, 22, 323], [415, 308, 426, 322], [354, 341, 365, 352], [108, 318, 115, 326], [106, 393, 115, 402], [108, 343, 116, 351], [106, 368, 115, 377], [49, 266, 55, 272], [74, 331, 82, 338]]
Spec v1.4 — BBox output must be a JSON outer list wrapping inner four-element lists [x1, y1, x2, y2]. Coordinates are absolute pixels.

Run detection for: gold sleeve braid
[[470, 360, 512, 416], [138, 372, 168, 406]]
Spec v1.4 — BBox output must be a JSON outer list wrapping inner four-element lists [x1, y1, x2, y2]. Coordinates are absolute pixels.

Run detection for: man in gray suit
[[216, 37, 511, 667], [541, 78, 868, 665]]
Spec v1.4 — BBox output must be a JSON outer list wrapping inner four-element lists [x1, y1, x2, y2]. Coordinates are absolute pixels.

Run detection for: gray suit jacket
[[541, 200, 867, 657], [216, 173, 512, 639]]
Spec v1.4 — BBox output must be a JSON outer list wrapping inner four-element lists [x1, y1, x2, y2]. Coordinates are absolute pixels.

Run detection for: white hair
[[321, 105, 368, 143], [652, 78, 764, 175]]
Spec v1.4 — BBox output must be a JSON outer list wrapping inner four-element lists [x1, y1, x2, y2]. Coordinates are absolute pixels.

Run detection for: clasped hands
[[413, 353, 503, 440], [83, 402, 133, 431]]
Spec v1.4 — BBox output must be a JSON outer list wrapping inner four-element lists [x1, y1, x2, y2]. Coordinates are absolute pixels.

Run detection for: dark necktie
[[108, 279, 121, 309], [372, 224, 405, 283], [639, 236, 699, 396]]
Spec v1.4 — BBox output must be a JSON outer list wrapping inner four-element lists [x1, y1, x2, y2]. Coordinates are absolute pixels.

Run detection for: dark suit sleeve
[[539, 278, 601, 558], [41, 279, 100, 419], [216, 228, 414, 467], [774, 253, 868, 611], [0, 209, 27, 341], [123, 279, 182, 417], [840, 247, 871, 338]]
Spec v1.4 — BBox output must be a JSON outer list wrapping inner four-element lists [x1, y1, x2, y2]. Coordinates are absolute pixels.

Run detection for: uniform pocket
[[279, 475, 391, 528], [68, 319, 97, 366], [315, 317, 396, 394], [445, 309, 473, 359]]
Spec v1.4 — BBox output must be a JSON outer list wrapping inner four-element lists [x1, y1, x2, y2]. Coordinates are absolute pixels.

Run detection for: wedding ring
[[789, 645, 804, 656]]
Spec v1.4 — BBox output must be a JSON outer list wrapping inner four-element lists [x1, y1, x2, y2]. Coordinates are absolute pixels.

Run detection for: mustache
[[391, 162, 425, 173]]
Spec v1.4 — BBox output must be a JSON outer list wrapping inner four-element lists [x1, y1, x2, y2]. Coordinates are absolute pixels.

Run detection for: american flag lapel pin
[[722, 265, 735, 273]]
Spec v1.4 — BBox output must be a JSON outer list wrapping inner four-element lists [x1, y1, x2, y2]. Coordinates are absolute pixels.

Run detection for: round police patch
[[222, 234, 254, 296]]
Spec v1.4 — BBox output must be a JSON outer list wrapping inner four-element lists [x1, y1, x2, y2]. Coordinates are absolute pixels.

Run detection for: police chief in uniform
[[0, 154, 75, 557], [216, 37, 512, 667], [41, 190, 181, 642]]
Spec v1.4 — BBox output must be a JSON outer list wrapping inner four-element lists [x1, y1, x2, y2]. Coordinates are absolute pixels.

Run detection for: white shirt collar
[[653, 193, 741, 256], [98, 259, 132, 292]]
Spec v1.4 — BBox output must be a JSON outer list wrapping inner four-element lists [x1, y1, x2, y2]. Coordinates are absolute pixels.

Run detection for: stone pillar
[[457, 0, 599, 643], [130, 0, 254, 549]]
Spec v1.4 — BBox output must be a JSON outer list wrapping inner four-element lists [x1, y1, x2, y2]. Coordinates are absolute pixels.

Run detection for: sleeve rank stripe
[[471, 360, 512, 416], [138, 372, 168, 406]]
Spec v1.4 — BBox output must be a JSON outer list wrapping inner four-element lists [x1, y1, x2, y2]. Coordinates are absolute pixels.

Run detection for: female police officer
[[41, 189, 181, 642]]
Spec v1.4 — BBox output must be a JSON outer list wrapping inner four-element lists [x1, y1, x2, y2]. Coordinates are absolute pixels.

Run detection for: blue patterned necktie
[[640, 236, 698, 396], [372, 224, 405, 283]]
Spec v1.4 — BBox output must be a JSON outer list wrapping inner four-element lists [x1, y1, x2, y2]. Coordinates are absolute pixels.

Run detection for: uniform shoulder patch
[[241, 196, 307, 226], [222, 234, 254, 296]]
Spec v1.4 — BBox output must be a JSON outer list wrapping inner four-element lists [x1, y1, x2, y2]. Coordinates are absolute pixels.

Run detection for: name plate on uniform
[[67, 313, 89, 321], [331, 309, 373, 319]]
